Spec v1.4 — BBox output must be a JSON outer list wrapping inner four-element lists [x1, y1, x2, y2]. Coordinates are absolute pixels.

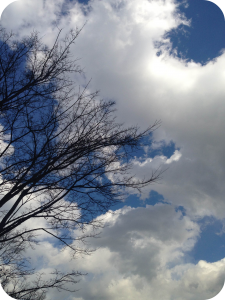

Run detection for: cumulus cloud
[[22, 204, 224, 300], [59, 0, 225, 220]]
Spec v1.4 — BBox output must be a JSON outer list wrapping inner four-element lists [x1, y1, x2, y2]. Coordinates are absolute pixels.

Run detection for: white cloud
[[59, 0, 225, 220], [22, 204, 224, 300], [166, 149, 182, 164]]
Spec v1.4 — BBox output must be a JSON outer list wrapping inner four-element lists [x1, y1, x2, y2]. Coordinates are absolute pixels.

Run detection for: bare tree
[[0, 25, 162, 298]]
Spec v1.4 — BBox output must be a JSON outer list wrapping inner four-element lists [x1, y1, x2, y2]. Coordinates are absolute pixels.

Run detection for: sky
[[1, 0, 225, 299]]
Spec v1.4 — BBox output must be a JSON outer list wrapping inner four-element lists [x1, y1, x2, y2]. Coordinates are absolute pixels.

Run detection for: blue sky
[[165, 0, 225, 64], [1, 0, 225, 299]]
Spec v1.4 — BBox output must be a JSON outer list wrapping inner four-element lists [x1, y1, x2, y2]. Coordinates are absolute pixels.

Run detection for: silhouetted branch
[[0, 25, 163, 298]]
